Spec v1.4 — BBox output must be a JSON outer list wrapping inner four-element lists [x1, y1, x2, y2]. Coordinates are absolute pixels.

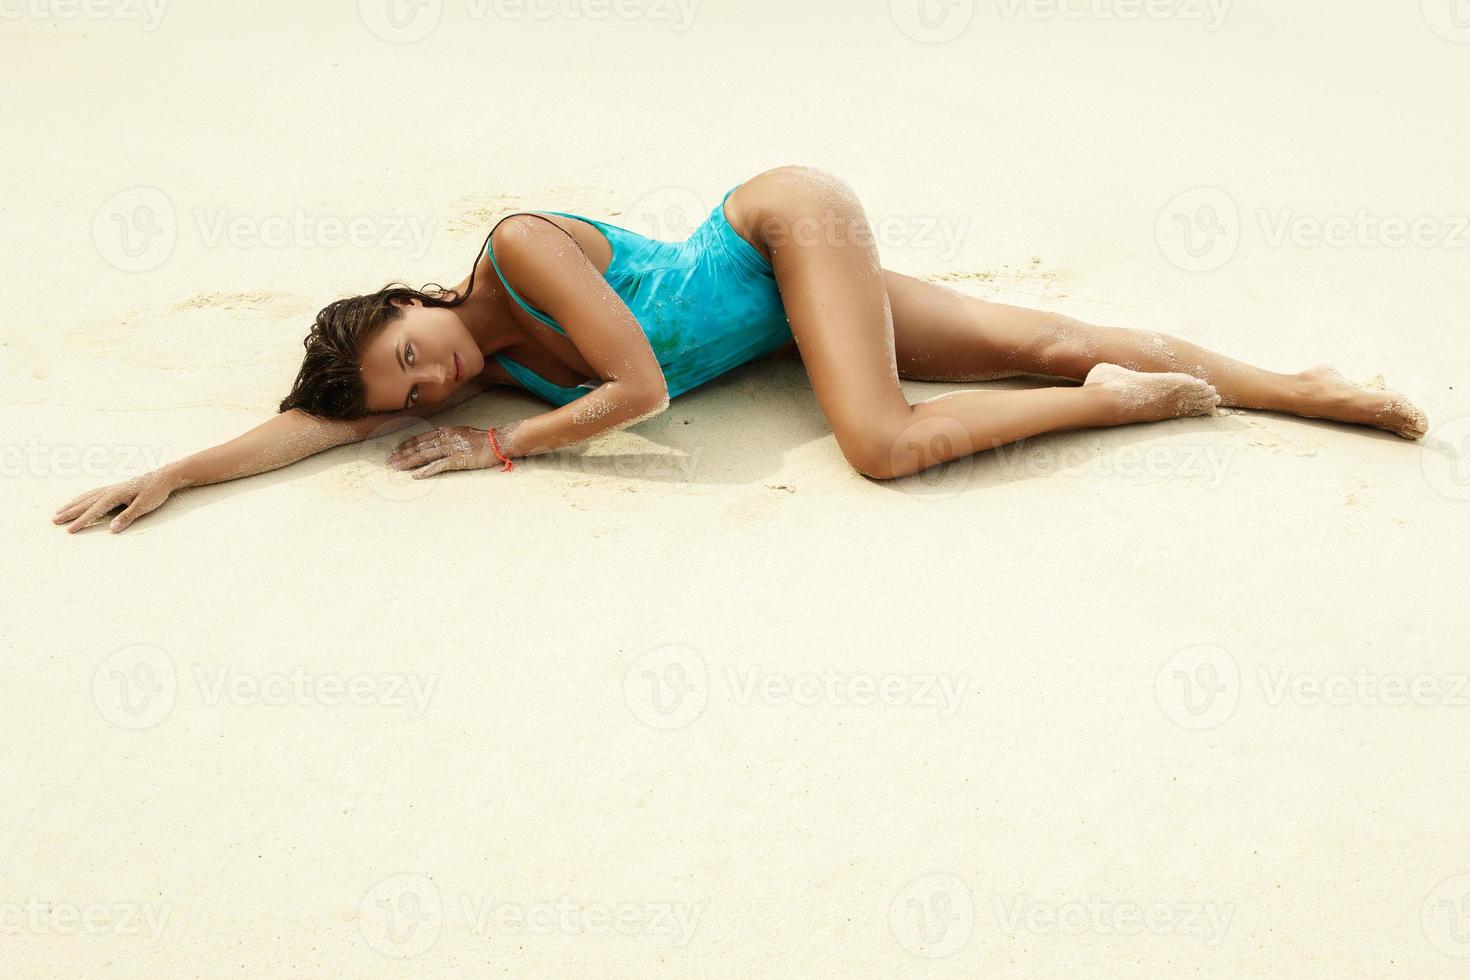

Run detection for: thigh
[[730, 166, 911, 458], [728, 177, 1085, 382], [882, 270, 1086, 381]]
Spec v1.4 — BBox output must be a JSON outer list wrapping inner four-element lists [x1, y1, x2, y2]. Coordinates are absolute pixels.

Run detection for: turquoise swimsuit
[[484, 185, 792, 406]]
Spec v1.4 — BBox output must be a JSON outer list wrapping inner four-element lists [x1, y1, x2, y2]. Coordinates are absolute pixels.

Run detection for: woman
[[53, 165, 1428, 534]]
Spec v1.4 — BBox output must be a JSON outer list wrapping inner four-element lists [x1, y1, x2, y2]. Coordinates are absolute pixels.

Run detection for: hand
[[387, 426, 499, 479], [52, 467, 185, 534]]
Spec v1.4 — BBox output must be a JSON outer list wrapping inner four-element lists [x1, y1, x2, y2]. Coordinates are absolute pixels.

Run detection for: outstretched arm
[[53, 382, 484, 533]]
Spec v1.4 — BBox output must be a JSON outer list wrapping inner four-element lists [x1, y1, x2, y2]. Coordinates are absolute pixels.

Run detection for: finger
[[54, 489, 105, 522], [390, 441, 444, 471], [389, 435, 422, 459], [110, 490, 162, 533], [55, 497, 103, 526], [410, 458, 451, 480], [67, 493, 124, 534], [389, 430, 440, 462], [55, 487, 100, 513]]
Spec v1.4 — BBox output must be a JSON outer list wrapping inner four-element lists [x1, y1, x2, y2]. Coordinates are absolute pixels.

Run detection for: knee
[[840, 409, 993, 480], [1029, 319, 1100, 376], [834, 420, 910, 481], [843, 445, 901, 481]]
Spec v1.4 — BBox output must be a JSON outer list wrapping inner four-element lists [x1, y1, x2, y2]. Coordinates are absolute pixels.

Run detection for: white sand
[[5, 0, 1469, 975]]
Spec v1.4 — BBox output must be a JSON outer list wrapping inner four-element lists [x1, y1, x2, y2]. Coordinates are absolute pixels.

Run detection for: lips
[[453, 352, 462, 382]]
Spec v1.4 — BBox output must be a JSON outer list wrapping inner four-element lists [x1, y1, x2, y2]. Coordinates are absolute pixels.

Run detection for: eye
[[405, 343, 416, 366], [408, 384, 419, 406]]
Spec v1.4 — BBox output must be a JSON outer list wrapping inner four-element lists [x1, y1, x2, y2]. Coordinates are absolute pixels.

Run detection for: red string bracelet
[[486, 426, 514, 472]]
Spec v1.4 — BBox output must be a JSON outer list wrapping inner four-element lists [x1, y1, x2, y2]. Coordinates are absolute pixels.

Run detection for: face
[[360, 298, 486, 414]]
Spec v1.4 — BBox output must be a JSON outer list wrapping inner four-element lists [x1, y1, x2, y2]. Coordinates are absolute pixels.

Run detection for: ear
[[389, 296, 422, 310]]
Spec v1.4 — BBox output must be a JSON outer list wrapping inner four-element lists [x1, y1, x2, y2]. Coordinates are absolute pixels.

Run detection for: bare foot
[[1295, 365, 1429, 440], [1084, 363, 1222, 424]]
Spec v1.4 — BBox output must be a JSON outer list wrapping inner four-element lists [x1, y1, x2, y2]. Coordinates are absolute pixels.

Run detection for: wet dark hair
[[278, 229, 494, 419]]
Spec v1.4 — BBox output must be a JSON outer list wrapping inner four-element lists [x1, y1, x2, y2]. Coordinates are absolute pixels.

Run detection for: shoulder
[[490, 212, 576, 264], [488, 213, 593, 301]]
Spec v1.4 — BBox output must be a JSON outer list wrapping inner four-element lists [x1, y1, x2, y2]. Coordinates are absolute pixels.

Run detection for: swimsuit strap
[[491, 350, 599, 401]]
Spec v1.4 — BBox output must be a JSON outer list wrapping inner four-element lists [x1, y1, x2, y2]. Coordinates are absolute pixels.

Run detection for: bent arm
[[493, 382, 668, 460], [482, 216, 671, 461]]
